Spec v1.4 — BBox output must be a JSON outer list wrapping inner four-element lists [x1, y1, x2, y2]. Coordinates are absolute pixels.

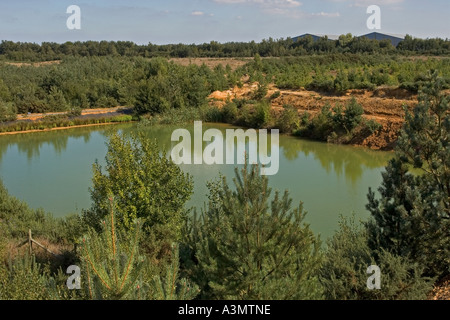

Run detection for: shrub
[[221, 102, 239, 123], [251, 101, 271, 128], [277, 105, 299, 133], [270, 91, 281, 100], [364, 119, 383, 134], [320, 216, 435, 300], [0, 255, 57, 300], [342, 97, 364, 132]]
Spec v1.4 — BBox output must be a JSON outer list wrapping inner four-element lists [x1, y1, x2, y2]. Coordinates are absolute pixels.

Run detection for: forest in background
[[1, 35, 450, 61]]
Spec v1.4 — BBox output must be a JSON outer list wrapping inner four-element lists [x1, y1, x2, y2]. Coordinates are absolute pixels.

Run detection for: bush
[[252, 83, 268, 101], [67, 107, 82, 118], [0, 101, 17, 122], [364, 119, 383, 134], [276, 105, 299, 133], [251, 101, 271, 128], [270, 91, 281, 100], [301, 104, 334, 140], [320, 217, 435, 300], [0, 255, 57, 300], [221, 102, 239, 123], [341, 97, 364, 132]]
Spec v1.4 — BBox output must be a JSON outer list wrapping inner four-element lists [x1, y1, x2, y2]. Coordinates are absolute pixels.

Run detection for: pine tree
[[151, 244, 199, 300], [79, 198, 145, 300], [186, 163, 323, 300], [366, 71, 450, 277]]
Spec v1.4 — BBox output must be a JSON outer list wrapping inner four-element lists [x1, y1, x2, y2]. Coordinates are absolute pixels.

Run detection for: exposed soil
[[209, 83, 418, 151]]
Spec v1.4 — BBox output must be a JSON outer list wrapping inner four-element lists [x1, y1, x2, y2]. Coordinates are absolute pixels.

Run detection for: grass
[[0, 114, 135, 134]]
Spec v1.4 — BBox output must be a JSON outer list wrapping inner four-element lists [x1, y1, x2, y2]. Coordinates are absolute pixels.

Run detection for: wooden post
[[28, 229, 32, 256]]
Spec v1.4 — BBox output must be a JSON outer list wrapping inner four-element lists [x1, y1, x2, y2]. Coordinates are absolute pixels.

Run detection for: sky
[[0, 0, 448, 44]]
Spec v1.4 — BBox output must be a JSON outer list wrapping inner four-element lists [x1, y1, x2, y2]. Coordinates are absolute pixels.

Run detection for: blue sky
[[0, 0, 448, 44]]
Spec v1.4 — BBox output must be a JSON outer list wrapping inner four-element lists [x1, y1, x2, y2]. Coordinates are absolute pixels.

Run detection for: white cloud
[[310, 11, 341, 17], [191, 11, 206, 16], [213, 0, 302, 9], [326, 0, 404, 7]]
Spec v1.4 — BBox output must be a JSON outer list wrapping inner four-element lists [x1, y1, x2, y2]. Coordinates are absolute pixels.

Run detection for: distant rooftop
[[292, 32, 407, 47]]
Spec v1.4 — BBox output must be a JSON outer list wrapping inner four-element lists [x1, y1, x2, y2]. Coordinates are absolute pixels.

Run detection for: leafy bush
[[341, 97, 364, 132], [0, 255, 57, 300], [221, 102, 239, 123], [364, 119, 383, 134], [320, 217, 435, 300], [276, 105, 299, 133]]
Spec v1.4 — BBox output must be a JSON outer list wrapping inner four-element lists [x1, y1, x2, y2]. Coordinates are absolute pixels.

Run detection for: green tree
[[150, 244, 199, 300], [343, 97, 364, 132], [186, 163, 323, 300], [277, 105, 299, 133], [83, 132, 193, 263], [0, 101, 17, 122], [46, 86, 68, 112], [80, 199, 144, 300], [366, 71, 450, 277]]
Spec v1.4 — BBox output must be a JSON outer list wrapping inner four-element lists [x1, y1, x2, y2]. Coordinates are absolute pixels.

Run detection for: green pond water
[[0, 123, 393, 239]]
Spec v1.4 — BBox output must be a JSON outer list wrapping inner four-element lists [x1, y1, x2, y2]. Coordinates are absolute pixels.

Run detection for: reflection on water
[[0, 123, 393, 239]]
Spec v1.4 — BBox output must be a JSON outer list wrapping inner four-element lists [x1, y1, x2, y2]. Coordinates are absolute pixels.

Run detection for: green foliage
[[84, 132, 193, 264], [186, 163, 323, 300], [221, 102, 239, 123], [0, 101, 16, 122], [0, 180, 82, 242], [298, 98, 365, 140], [0, 254, 56, 300], [340, 97, 364, 133], [150, 244, 199, 300], [321, 217, 434, 300], [366, 71, 450, 278], [302, 104, 334, 141], [46, 86, 68, 112], [277, 105, 300, 133], [269, 90, 281, 100], [80, 200, 144, 300], [252, 83, 268, 101], [364, 119, 383, 134], [252, 101, 271, 128]]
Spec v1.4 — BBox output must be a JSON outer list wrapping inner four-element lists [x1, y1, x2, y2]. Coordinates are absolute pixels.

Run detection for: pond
[[0, 123, 393, 239]]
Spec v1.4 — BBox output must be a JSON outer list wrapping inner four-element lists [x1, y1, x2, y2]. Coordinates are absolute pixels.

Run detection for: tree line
[[1, 34, 450, 62]]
